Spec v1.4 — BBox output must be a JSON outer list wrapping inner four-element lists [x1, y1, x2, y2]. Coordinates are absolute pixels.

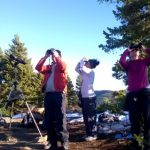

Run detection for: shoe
[[49, 145, 58, 150], [85, 136, 97, 141], [44, 142, 51, 150], [81, 135, 89, 140], [130, 140, 141, 150], [62, 142, 69, 150], [143, 144, 150, 150]]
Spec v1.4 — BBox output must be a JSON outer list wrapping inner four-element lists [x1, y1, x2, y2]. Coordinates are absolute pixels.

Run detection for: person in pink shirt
[[119, 43, 150, 150]]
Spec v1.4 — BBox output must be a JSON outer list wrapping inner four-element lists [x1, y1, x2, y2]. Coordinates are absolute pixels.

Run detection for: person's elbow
[[35, 65, 40, 72], [75, 68, 80, 73]]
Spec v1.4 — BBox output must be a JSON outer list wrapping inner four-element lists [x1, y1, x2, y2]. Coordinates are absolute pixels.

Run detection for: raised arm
[[142, 48, 150, 65], [75, 58, 85, 74], [35, 51, 50, 74], [119, 49, 129, 70], [53, 51, 66, 72]]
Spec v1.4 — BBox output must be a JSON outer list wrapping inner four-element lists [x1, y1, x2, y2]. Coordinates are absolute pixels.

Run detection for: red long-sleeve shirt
[[35, 56, 67, 92], [119, 49, 150, 92]]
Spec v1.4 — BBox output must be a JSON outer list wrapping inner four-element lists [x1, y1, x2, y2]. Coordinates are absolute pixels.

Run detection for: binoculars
[[46, 48, 55, 55]]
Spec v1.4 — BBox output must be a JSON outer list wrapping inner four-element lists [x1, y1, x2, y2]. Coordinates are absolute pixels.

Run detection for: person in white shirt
[[75, 58, 100, 141]]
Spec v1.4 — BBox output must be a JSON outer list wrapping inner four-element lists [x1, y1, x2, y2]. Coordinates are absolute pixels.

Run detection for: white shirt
[[45, 63, 56, 92], [75, 59, 96, 98]]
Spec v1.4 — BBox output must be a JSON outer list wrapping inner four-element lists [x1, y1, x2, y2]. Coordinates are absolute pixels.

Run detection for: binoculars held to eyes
[[46, 49, 55, 55]]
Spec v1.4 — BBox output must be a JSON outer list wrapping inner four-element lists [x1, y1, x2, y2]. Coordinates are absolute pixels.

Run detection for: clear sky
[[0, 0, 126, 91]]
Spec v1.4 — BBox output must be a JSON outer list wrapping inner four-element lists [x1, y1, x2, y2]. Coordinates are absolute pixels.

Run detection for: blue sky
[[0, 0, 126, 91]]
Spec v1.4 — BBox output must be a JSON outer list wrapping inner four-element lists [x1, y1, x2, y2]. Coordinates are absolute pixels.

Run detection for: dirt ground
[[0, 118, 135, 150]]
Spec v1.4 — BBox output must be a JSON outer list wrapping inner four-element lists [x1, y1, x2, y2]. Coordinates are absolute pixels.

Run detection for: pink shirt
[[119, 49, 150, 92]]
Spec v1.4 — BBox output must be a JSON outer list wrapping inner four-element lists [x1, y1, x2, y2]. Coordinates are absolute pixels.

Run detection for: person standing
[[35, 48, 69, 150], [75, 58, 100, 141], [119, 43, 150, 150]]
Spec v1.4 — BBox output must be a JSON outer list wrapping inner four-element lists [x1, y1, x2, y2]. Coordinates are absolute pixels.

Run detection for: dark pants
[[81, 96, 97, 136], [125, 88, 150, 148], [44, 92, 69, 145]]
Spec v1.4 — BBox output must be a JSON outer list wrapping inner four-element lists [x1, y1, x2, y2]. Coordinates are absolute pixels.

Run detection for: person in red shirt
[[35, 48, 69, 150]]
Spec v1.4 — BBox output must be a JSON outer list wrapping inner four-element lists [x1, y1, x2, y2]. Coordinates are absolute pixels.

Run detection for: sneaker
[[85, 136, 97, 141], [49, 145, 58, 150], [44, 142, 51, 150], [131, 140, 141, 150], [62, 142, 69, 150], [81, 135, 88, 140]]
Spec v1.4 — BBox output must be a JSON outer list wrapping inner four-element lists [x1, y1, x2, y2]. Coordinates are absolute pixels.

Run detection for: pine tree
[[0, 48, 5, 108], [98, 0, 150, 52], [0, 35, 43, 113], [98, 0, 150, 83], [0, 48, 5, 85], [66, 75, 78, 107], [112, 61, 128, 85], [75, 75, 82, 92]]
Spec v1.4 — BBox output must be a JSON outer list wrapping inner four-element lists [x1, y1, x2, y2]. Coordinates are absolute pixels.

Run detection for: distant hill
[[95, 90, 113, 106]]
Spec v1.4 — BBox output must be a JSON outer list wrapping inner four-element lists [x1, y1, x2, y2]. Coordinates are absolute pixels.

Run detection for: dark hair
[[55, 49, 62, 57], [129, 42, 142, 50], [88, 59, 100, 69]]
